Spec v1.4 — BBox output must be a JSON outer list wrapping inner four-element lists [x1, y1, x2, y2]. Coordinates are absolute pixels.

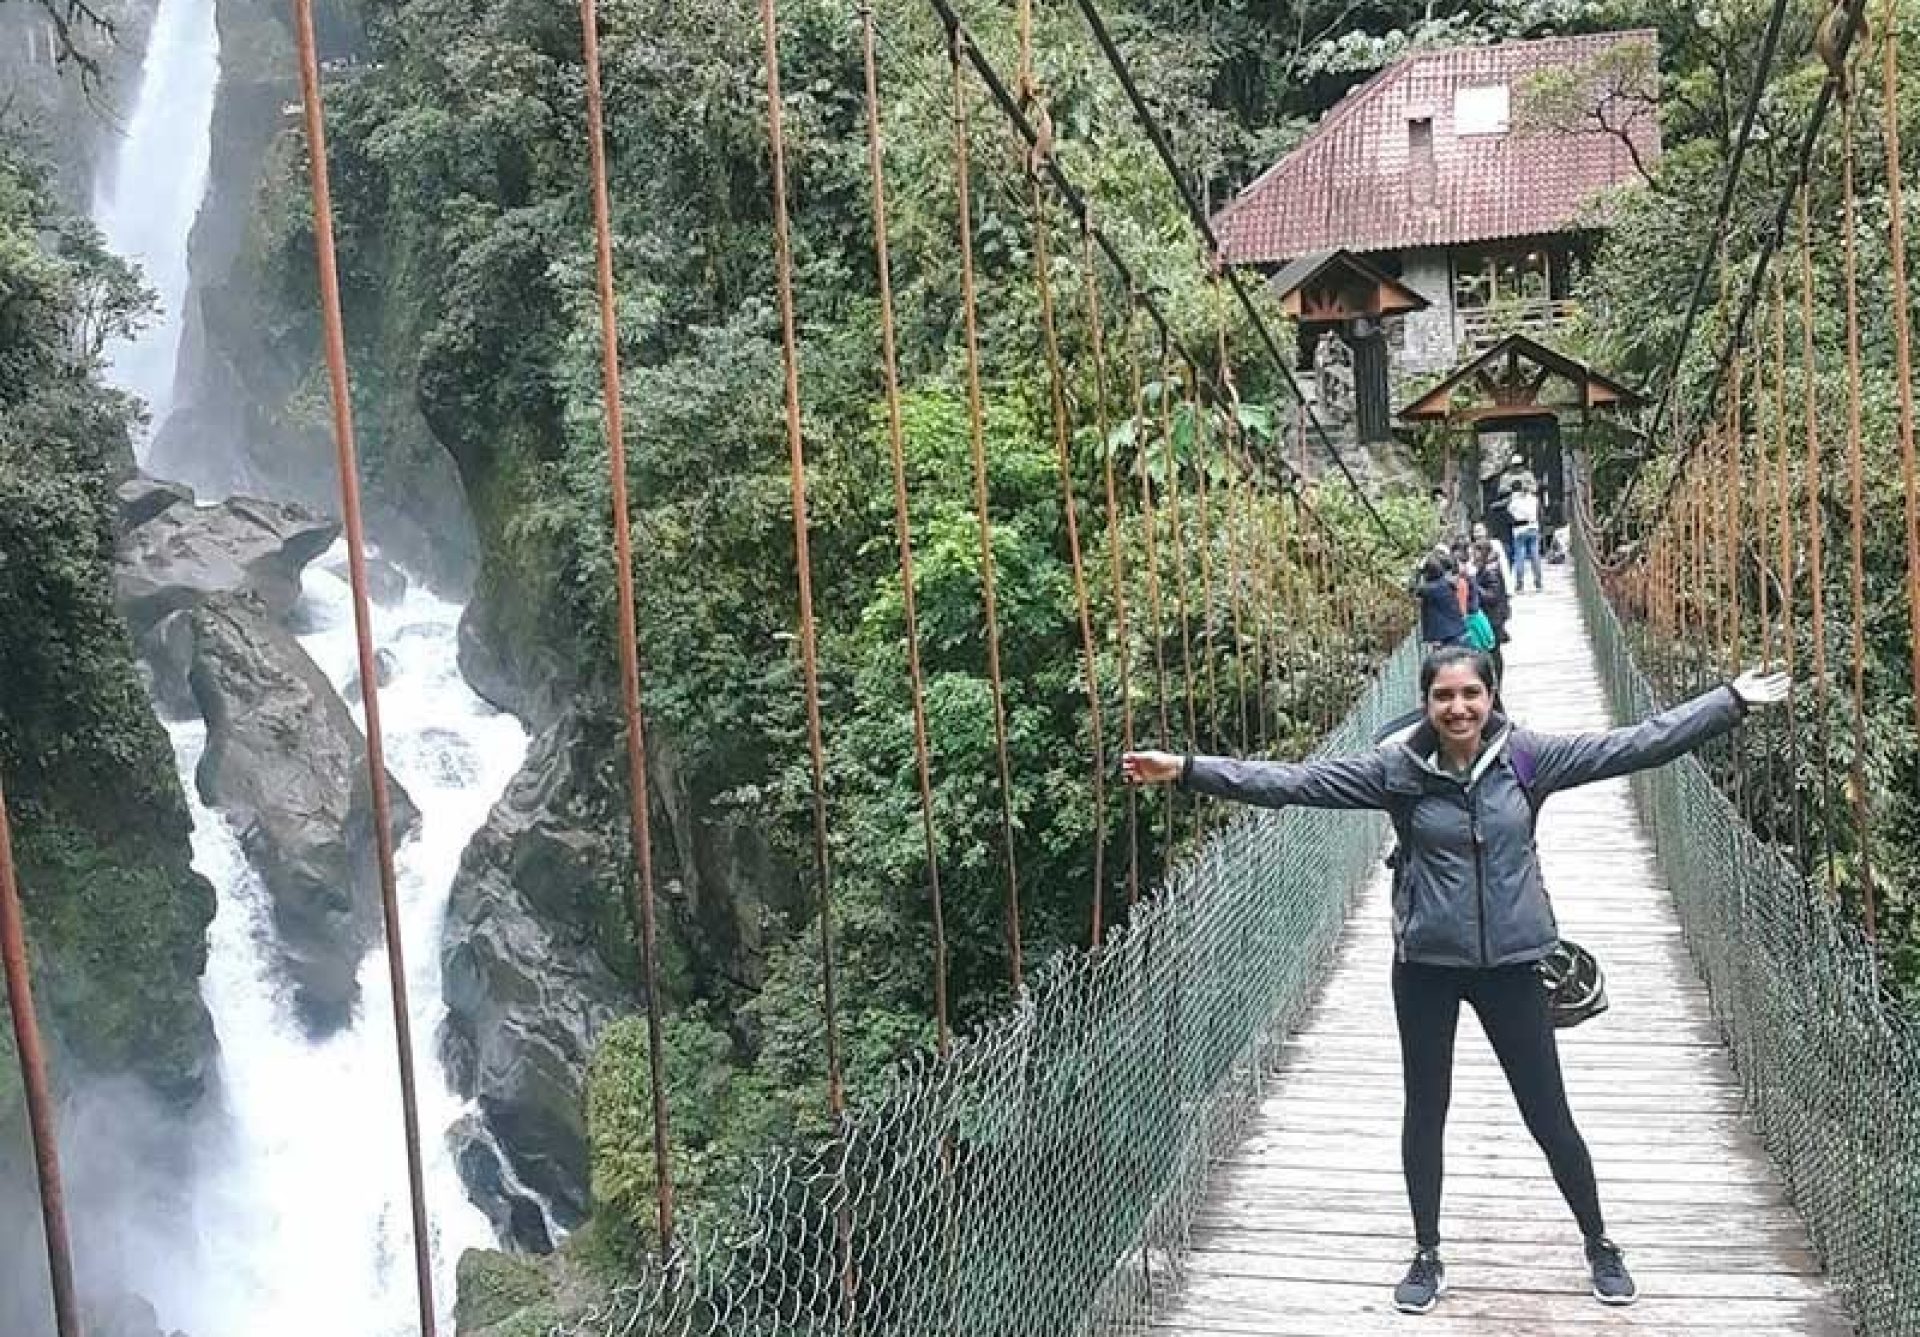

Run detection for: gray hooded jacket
[[1180, 685, 1747, 967]]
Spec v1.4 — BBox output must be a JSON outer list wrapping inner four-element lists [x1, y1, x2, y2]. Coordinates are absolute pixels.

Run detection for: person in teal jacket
[[1122, 646, 1790, 1315]]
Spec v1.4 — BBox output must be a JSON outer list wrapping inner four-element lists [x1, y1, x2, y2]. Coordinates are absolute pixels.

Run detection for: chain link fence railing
[[561, 636, 1417, 1337], [1572, 477, 1920, 1337]]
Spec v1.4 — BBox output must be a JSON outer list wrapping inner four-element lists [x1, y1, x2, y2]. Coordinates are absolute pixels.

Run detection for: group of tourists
[[1411, 480, 1547, 689]]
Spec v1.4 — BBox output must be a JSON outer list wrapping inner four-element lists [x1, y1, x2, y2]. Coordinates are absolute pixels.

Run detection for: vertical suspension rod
[[859, 2, 949, 1054], [0, 778, 79, 1337], [579, 0, 676, 1247], [290, 1, 436, 1325]]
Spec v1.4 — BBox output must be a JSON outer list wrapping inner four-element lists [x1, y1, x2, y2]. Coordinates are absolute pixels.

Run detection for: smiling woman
[[1119, 651, 1789, 1314]]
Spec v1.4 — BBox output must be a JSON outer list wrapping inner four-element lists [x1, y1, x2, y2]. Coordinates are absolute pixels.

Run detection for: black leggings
[[1393, 959, 1605, 1248]]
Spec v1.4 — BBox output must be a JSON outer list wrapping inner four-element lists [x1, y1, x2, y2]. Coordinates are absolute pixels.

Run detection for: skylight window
[[1454, 84, 1511, 136]]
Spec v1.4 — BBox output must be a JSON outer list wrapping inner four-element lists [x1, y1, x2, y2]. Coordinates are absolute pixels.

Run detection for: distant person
[[1507, 477, 1544, 593], [1472, 520, 1512, 589], [1473, 537, 1512, 685], [1410, 551, 1469, 651], [1121, 651, 1793, 1315]]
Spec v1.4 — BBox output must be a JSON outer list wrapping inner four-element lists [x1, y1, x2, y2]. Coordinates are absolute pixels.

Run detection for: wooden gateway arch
[[1398, 332, 1642, 537]]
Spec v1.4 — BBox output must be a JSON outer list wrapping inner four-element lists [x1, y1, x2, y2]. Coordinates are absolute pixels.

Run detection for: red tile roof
[[1214, 31, 1660, 263]]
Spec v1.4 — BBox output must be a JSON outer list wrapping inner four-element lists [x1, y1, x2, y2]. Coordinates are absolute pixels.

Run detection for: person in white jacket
[[1506, 477, 1543, 592]]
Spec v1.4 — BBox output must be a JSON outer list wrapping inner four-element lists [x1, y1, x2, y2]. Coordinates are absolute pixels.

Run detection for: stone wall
[[1395, 246, 1459, 380]]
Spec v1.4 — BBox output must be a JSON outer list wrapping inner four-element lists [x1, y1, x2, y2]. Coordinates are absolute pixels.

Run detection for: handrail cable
[[0, 777, 78, 1337], [1061, 0, 1395, 546], [290, 0, 437, 1324], [579, 0, 677, 1249]]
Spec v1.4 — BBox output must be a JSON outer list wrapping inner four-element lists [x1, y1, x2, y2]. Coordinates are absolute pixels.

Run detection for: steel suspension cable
[[948, 31, 1025, 992], [1160, 346, 1201, 755], [1061, 0, 1394, 546], [578, 0, 676, 1249], [1614, 0, 1872, 539], [0, 778, 77, 1337], [1838, 102, 1876, 935], [760, 0, 847, 1124], [1082, 227, 1140, 910], [1028, 174, 1111, 945], [1880, 0, 1920, 736], [290, 0, 436, 1323], [858, 1, 948, 1053], [1633, 0, 1796, 464]]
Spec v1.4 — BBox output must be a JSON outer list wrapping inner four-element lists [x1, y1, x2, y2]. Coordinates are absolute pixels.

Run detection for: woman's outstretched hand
[[1731, 667, 1792, 709], [1121, 750, 1183, 785]]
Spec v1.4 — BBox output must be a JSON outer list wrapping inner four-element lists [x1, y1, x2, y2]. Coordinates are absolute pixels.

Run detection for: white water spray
[[148, 559, 527, 1334], [92, 0, 219, 444]]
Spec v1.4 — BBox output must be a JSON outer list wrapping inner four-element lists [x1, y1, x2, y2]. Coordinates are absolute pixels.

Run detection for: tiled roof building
[[1215, 30, 1661, 264]]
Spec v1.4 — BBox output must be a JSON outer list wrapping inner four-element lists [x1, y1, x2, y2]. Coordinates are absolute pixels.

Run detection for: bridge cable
[[0, 778, 78, 1337], [1210, 269, 1254, 753], [290, 0, 438, 1324], [857, 1, 950, 1055], [1767, 270, 1811, 866], [1062, 0, 1395, 547], [578, 0, 677, 1251], [1082, 226, 1142, 910], [758, 11, 860, 1313], [1184, 366, 1224, 756], [1878, 0, 1920, 738], [947, 30, 1025, 992], [1622, 0, 1795, 498], [1156, 336, 1203, 841], [1796, 187, 1841, 903], [1125, 300, 1179, 871], [1610, 0, 1872, 541], [1838, 94, 1877, 937], [1026, 159, 1111, 946]]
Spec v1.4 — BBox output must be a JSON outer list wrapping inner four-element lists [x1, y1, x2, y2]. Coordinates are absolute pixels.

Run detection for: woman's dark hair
[[1419, 645, 1497, 698]]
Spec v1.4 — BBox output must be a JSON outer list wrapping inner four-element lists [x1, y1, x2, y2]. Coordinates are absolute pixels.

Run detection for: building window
[[1454, 84, 1510, 136], [1453, 244, 1551, 310]]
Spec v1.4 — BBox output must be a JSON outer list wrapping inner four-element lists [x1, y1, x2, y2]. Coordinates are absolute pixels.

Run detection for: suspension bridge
[[5, 0, 1920, 1331]]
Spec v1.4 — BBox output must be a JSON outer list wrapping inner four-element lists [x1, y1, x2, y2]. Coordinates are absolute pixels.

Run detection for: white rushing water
[[92, 0, 220, 443], [149, 555, 527, 1334]]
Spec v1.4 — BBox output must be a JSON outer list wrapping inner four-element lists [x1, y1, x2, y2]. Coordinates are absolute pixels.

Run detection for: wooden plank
[[1149, 572, 1853, 1335]]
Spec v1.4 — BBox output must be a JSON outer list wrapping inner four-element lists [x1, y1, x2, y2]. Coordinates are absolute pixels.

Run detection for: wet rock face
[[441, 711, 632, 1241], [188, 592, 419, 1032], [114, 484, 339, 640]]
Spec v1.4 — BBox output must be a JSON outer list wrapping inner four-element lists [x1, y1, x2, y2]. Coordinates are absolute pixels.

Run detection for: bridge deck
[[1151, 568, 1854, 1334]]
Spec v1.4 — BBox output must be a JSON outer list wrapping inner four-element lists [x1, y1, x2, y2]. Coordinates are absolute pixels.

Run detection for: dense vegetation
[[0, 135, 216, 1118], [1568, 3, 1920, 996]]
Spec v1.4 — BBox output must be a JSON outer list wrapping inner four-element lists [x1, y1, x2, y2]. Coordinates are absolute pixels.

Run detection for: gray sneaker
[[1393, 1246, 1447, 1314], [1586, 1236, 1638, 1305]]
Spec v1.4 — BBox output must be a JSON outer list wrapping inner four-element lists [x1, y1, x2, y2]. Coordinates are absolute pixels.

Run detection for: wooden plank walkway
[[1151, 566, 1854, 1335]]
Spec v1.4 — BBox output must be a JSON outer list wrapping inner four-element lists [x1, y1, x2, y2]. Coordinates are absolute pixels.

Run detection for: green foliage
[[1581, 2, 1920, 1002], [0, 135, 215, 1103]]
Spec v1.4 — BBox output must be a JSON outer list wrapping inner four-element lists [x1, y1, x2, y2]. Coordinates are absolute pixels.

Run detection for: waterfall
[[83, 2, 530, 1329], [92, 0, 219, 445], [148, 559, 526, 1334]]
